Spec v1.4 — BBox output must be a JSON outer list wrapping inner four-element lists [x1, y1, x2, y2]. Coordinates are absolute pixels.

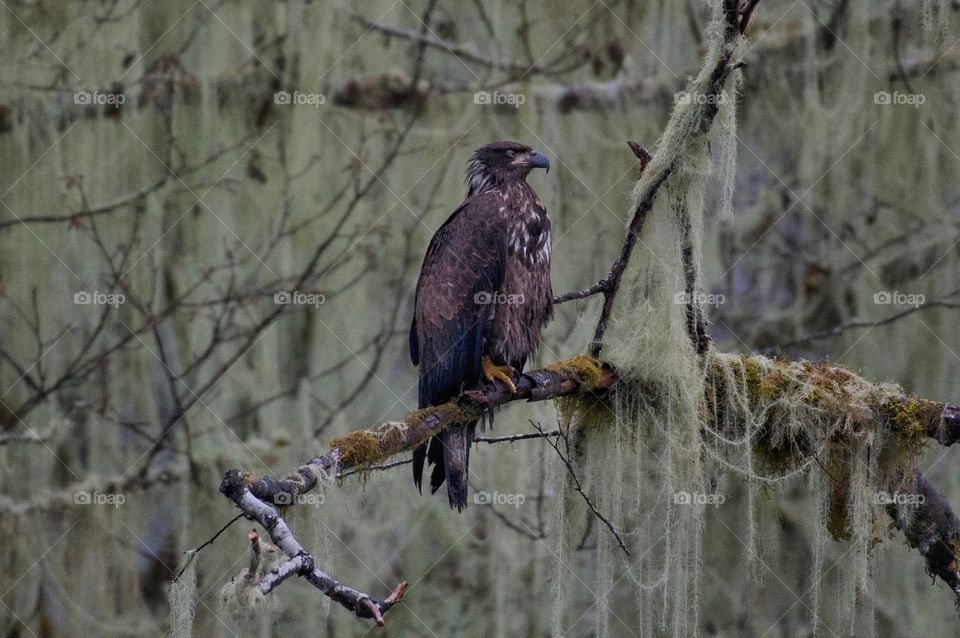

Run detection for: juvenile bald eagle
[[409, 141, 553, 510]]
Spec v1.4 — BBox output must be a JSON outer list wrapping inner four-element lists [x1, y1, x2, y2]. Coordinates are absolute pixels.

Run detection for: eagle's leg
[[482, 355, 517, 393]]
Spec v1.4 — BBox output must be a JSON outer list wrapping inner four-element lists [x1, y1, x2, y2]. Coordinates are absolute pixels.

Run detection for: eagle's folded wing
[[409, 194, 507, 493], [410, 194, 507, 403]]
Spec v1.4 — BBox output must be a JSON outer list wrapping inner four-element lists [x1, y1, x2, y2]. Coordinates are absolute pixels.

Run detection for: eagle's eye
[[506, 150, 516, 158]]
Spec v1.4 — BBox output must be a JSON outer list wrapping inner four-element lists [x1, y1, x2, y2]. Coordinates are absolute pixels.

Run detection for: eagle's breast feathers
[[487, 183, 553, 368]]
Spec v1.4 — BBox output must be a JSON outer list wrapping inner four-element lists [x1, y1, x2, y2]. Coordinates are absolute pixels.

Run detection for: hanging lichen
[[168, 552, 198, 638]]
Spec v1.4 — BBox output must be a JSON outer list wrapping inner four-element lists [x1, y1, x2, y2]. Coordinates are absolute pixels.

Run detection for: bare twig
[[764, 299, 960, 354], [552, 141, 653, 307], [532, 421, 631, 556], [350, 13, 545, 75], [172, 513, 243, 583], [474, 430, 561, 443]]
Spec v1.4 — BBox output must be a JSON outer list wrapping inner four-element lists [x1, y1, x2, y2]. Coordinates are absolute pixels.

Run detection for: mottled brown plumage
[[409, 141, 553, 510]]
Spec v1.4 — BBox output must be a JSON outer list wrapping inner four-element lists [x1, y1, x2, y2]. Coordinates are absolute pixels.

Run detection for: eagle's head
[[466, 141, 550, 196]]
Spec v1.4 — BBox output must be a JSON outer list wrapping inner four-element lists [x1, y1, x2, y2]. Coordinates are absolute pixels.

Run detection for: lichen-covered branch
[[708, 353, 959, 449], [704, 352, 960, 595], [889, 472, 960, 596], [219, 471, 407, 624], [218, 354, 614, 625], [233, 355, 614, 506]]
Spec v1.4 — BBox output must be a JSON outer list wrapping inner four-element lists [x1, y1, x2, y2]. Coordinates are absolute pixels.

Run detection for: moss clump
[[798, 361, 861, 418], [751, 431, 809, 475], [734, 354, 789, 403], [331, 402, 484, 470], [329, 431, 382, 467], [544, 354, 605, 390], [890, 398, 940, 441], [549, 355, 611, 427], [403, 402, 478, 431], [738, 354, 764, 401], [403, 406, 440, 426], [823, 457, 854, 541]]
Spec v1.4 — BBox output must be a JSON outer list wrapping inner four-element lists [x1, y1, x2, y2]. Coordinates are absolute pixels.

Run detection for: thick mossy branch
[[543, 354, 609, 389], [706, 353, 953, 449], [227, 352, 960, 601], [324, 355, 614, 470], [328, 355, 613, 469], [702, 352, 960, 595]]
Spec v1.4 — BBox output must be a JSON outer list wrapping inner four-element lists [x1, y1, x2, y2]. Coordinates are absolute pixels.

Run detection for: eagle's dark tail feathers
[[412, 420, 476, 511], [440, 421, 475, 511]]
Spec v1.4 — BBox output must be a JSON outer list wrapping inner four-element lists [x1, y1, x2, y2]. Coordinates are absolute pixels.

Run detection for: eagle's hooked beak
[[527, 150, 550, 173]]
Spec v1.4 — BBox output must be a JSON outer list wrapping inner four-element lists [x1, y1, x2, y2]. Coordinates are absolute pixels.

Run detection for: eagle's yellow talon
[[482, 356, 517, 393]]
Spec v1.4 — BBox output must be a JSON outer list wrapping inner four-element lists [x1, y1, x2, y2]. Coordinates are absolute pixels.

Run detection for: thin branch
[[349, 14, 546, 75], [474, 430, 561, 443], [173, 513, 243, 583], [532, 421, 631, 556], [338, 458, 411, 479], [764, 299, 960, 354], [553, 279, 611, 305], [246, 530, 262, 580]]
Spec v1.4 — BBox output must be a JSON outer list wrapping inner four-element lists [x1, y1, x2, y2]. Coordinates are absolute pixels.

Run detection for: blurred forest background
[[1, 0, 959, 636]]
